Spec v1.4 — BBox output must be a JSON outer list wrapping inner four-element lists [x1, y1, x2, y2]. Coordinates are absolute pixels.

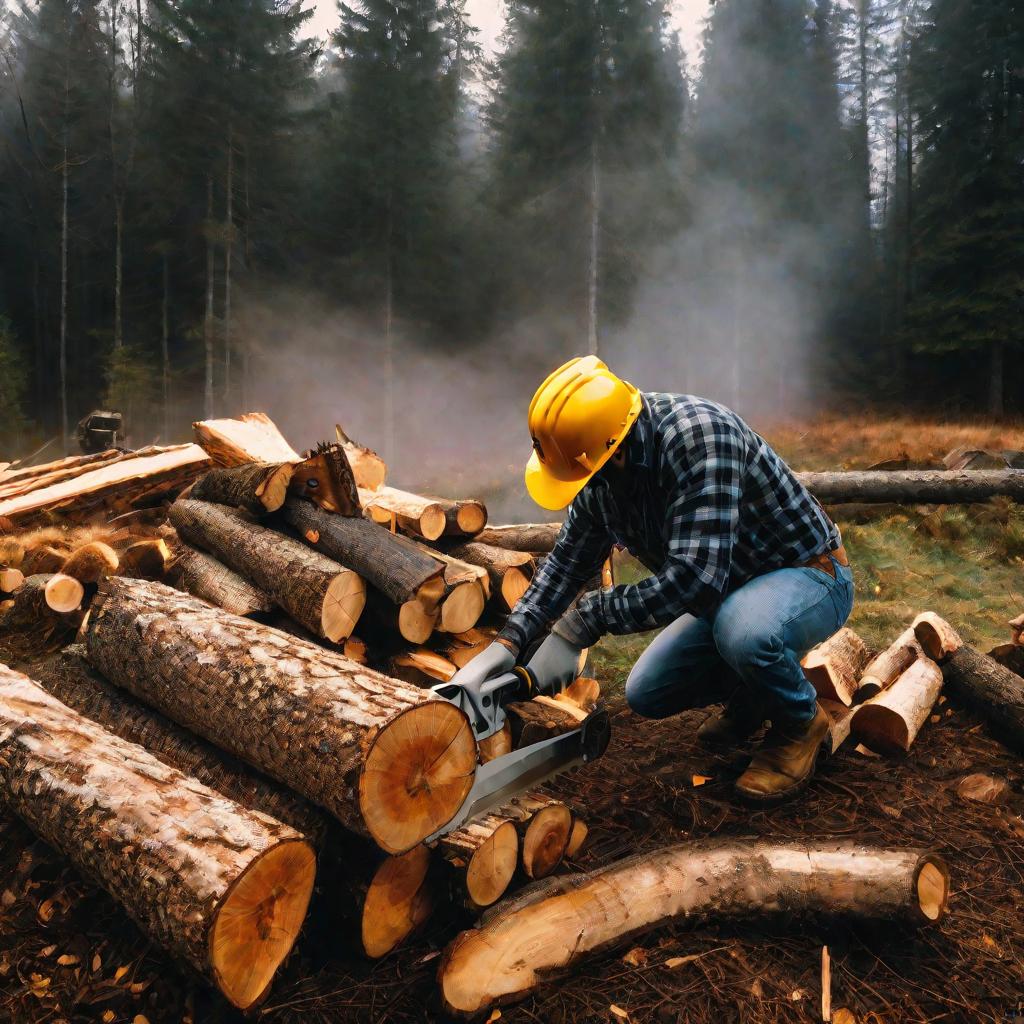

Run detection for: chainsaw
[[426, 663, 611, 842]]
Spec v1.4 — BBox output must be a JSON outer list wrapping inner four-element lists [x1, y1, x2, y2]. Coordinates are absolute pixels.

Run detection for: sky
[[307, 0, 713, 64]]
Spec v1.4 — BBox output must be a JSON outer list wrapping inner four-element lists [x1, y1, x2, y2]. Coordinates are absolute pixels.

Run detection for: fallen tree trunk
[[165, 533, 274, 617], [856, 627, 922, 701], [851, 657, 944, 754], [796, 469, 1024, 505], [935, 644, 1024, 753], [444, 541, 535, 612], [439, 841, 950, 1017], [190, 461, 295, 516], [0, 662, 316, 1011], [475, 523, 562, 553], [84, 578, 477, 853], [34, 647, 326, 844], [801, 627, 868, 705], [282, 498, 444, 608], [169, 499, 365, 643]]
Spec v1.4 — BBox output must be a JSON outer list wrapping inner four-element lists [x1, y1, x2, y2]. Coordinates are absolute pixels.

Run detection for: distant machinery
[[76, 410, 124, 453]]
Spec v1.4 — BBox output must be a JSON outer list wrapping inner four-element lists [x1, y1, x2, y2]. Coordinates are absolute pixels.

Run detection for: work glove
[[444, 640, 516, 710], [524, 608, 590, 696]]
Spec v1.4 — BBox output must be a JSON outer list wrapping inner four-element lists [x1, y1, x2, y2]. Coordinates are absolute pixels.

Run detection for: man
[[452, 356, 854, 803]]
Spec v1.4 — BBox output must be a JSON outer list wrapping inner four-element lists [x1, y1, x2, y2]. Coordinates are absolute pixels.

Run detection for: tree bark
[[161, 251, 170, 441], [856, 626, 922, 701], [937, 645, 1024, 753], [283, 497, 444, 607], [223, 122, 234, 404], [191, 462, 295, 516], [851, 657, 943, 754], [169, 498, 365, 643], [83, 577, 477, 853], [34, 647, 326, 845], [0, 663, 316, 1011], [165, 533, 273, 617], [439, 841, 950, 1017], [1, 573, 84, 629], [797, 470, 1024, 504], [443, 541, 535, 612], [801, 627, 868, 706], [475, 523, 562, 553]]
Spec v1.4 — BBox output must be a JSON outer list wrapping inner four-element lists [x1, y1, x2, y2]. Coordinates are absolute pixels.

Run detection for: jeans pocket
[[830, 566, 854, 623]]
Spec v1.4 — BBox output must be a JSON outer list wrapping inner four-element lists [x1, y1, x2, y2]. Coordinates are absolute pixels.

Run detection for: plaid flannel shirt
[[498, 392, 841, 653]]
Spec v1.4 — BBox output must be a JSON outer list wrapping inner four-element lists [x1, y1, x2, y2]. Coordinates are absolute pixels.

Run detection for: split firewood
[[290, 443, 361, 516], [21, 543, 70, 575], [0, 444, 210, 526], [84, 578, 477, 853], [1009, 613, 1024, 645], [335, 424, 387, 491], [505, 695, 588, 748], [361, 486, 448, 541], [856, 627, 922, 701], [439, 814, 520, 910], [475, 523, 562, 553], [912, 612, 963, 662], [797, 469, 1024, 504], [438, 841, 950, 1017], [324, 835, 435, 958], [1, 573, 84, 630], [820, 699, 856, 753], [165, 533, 274, 618], [194, 412, 301, 466], [119, 538, 171, 580], [0, 566, 24, 595], [59, 541, 119, 585], [34, 647, 326, 845], [801, 627, 868, 706], [0, 662, 316, 1011], [478, 721, 513, 763], [283, 498, 444, 609], [0, 448, 123, 494], [936, 645, 1024, 753], [432, 626, 499, 668], [851, 658, 944, 754], [190, 461, 295, 516], [565, 818, 589, 858], [444, 541, 536, 612], [390, 649, 458, 688], [169, 499, 366, 643]]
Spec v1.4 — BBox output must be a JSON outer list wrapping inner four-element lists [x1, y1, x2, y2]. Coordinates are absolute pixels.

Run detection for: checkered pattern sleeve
[[496, 498, 612, 655], [574, 407, 746, 642]]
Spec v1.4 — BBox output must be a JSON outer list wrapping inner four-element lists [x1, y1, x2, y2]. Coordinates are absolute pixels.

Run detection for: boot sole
[[733, 739, 827, 807]]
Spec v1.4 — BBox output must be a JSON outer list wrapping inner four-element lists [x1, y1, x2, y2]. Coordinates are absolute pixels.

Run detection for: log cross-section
[[0, 662, 316, 1011], [83, 578, 477, 853]]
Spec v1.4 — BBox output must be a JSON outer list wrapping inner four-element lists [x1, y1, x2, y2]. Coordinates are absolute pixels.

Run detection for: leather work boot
[[734, 704, 831, 804], [696, 687, 768, 748]]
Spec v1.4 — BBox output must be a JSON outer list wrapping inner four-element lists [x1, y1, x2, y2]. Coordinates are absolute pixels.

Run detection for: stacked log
[[443, 541, 536, 612], [475, 523, 562, 553], [165, 532, 274, 618], [801, 627, 868, 705], [83, 577, 477, 854], [1, 573, 84, 631], [0, 662, 316, 1011], [169, 499, 366, 643], [361, 486, 487, 541], [190, 461, 296, 516]]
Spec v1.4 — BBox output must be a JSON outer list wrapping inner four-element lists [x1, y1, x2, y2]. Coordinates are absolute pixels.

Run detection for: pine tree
[[0, 315, 31, 451], [904, 0, 1023, 416]]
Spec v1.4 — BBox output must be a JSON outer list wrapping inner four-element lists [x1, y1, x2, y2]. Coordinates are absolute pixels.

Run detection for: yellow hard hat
[[525, 355, 642, 511]]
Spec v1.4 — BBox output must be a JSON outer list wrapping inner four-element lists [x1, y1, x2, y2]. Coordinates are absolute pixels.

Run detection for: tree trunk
[[989, 339, 1004, 419], [801, 627, 868, 706], [443, 542, 535, 612], [191, 462, 295, 516], [168, 498, 365, 643], [161, 251, 170, 441], [223, 122, 233, 404], [283, 497, 444, 607], [797, 470, 1024, 504], [439, 841, 950, 1017], [936, 645, 1024, 753], [475, 523, 562, 553], [204, 174, 215, 419], [851, 657, 943, 754], [84, 577, 477, 853], [34, 647, 326, 845], [165, 532, 274, 617], [113, 200, 124, 350], [0, 663, 316, 1011]]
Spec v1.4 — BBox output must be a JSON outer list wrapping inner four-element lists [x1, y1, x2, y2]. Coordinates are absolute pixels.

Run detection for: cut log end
[[259, 463, 296, 512], [913, 612, 963, 662], [500, 568, 532, 611], [398, 599, 440, 645], [210, 838, 317, 1009], [466, 821, 519, 908], [45, 573, 85, 613], [439, 582, 486, 634], [419, 507, 447, 541], [362, 845, 433, 959], [916, 857, 950, 922], [455, 505, 487, 535], [321, 571, 367, 642], [522, 804, 572, 879], [359, 701, 477, 855]]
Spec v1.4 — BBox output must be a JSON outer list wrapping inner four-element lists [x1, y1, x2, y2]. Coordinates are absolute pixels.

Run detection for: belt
[[797, 544, 849, 579]]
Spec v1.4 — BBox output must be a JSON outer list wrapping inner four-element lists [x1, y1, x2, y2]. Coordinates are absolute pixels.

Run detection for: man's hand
[[525, 609, 589, 695], [447, 640, 516, 700]]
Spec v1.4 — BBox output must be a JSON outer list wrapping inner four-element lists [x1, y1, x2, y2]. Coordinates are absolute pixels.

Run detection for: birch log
[[169, 499, 365, 642], [851, 658, 944, 754], [0, 663, 316, 1011], [801, 627, 868, 705], [798, 469, 1024, 504], [83, 578, 477, 853], [439, 841, 950, 1017], [856, 627, 922, 701]]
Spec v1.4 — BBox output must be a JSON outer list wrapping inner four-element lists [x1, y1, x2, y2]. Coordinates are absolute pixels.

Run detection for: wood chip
[[621, 947, 648, 967], [56, 954, 78, 966], [609, 1007, 630, 1021], [692, 774, 713, 787], [956, 772, 1009, 804], [832, 1011, 857, 1024]]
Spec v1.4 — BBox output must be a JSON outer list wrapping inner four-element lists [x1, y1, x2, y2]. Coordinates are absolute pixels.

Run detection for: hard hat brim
[[525, 451, 590, 511]]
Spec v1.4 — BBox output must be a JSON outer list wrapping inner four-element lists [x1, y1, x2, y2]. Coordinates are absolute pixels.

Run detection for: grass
[[590, 415, 1024, 698]]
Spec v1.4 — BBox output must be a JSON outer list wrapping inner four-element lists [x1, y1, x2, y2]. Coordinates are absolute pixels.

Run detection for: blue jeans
[[625, 557, 855, 724]]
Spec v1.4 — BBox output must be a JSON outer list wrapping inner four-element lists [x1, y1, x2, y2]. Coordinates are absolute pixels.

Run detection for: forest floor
[[1, 416, 1024, 1024]]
